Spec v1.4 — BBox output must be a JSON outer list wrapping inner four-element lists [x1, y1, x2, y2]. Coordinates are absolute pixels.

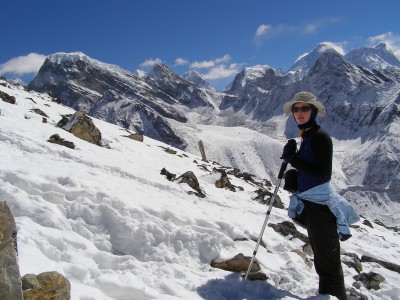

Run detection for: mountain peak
[[315, 42, 345, 55], [375, 42, 388, 50], [288, 43, 344, 77], [48, 52, 90, 64], [344, 43, 400, 70], [148, 63, 181, 82], [182, 70, 213, 89]]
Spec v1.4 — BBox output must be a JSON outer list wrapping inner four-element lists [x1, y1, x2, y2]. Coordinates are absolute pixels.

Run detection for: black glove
[[283, 169, 298, 193], [281, 139, 297, 163]]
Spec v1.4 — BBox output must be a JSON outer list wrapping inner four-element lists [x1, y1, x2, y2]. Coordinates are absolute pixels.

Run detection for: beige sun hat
[[283, 91, 326, 117]]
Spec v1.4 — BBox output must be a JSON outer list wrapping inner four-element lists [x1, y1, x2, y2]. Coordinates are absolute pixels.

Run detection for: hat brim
[[283, 100, 326, 117]]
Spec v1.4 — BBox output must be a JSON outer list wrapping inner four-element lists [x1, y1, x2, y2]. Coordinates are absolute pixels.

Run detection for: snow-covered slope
[[2, 79, 400, 300], [26, 44, 400, 229]]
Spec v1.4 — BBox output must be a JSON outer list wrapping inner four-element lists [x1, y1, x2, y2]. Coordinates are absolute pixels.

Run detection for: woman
[[281, 91, 347, 300]]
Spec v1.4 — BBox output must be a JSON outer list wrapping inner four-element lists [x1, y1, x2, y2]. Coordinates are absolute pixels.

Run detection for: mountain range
[[27, 42, 400, 227]]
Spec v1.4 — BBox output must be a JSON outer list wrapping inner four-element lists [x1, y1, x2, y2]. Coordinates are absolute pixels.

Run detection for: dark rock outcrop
[[268, 221, 309, 244], [48, 134, 75, 149], [0, 90, 16, 104], [0, 201, 23, 300], [176, 171, 206, 198]]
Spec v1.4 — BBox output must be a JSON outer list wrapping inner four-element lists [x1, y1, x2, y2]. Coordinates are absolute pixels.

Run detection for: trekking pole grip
[[278, 162, 288, 179]]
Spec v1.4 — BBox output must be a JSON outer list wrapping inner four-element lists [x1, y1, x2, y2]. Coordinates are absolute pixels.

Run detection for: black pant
[[301, 200, 346, 300]]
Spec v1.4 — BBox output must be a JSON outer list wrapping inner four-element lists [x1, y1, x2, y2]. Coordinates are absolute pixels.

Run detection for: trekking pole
[[244, 161, 288, 280]]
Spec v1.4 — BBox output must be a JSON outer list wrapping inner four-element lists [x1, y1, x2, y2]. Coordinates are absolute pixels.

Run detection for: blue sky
[[1, 0, 400, 90]]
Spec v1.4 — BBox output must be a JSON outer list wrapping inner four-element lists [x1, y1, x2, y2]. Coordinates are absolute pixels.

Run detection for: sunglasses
[[292, 106, 313, 113]]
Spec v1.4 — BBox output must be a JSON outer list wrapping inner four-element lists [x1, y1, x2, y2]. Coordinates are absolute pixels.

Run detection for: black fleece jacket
[[291, 125, 333, 192]]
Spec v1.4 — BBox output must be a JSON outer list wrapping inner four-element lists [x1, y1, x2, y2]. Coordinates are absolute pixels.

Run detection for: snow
[[1, 81, 400, 300]]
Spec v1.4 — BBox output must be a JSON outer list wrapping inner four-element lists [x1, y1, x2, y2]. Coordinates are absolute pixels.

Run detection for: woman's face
[[292, 103, 313, 125]]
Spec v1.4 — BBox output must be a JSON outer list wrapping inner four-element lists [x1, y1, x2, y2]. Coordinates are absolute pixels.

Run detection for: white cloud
[[190, 55, 232, 69], [254, 23, 293, 40], [138, 54, 239, 82], [202, 63, 240, 80], [254, 18, 341, 45], [255, 24, 271, 37], [174, 57, 188, 66], [190, 59, 215, 69], [319, 41, 346, 55], [368, 32, 400, 59], [294, 41, 346, 63], [215, 54, 231, 64], [140, 58, 163, 68], [0, 53, 46, 76]]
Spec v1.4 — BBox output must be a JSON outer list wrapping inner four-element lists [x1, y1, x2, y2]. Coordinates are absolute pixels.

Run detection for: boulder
[[268, 221, 309, 243], [176, 171, 206, 198], [0, 90, 16, 104], [22, 271, 71, 300], [353, 272, 385, 290], [58, 112, 102, 145], [211, 253, 261, 273], [0, 201, 23, 300], [214, 169, 235, 192]]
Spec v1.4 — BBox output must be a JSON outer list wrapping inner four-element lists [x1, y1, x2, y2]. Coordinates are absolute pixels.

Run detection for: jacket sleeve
[[291, 129, 333, 181]]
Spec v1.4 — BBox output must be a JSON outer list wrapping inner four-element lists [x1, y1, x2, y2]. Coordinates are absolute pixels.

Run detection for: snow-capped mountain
[[27, 44, 400, 227], [287, 42, 345, 81], [221, 65, 287, 117], [219, 50, 400, 226], [1, 78, 400, 300], [345, 43, 400, 71], [28, 53, 223, 149]]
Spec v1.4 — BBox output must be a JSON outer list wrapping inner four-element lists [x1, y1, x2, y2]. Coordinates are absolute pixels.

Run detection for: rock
[[47, 134, 75, 149], [214, 169, 235, 192], [361, 255, 400, 274], [353, 272, 385, 290], [302, 243, 314, 256], [126, 133, 144, 142], [362, 219, 373, 228], [254, 188, 284, 209], [0, 201, 23, 300], [373, 219, 399, 232], [242, 272, 268, 281], [291, 249, 313, 268], [22, 271, 71, 300], [342, 253, 363, 274], [160, 168, 176, 181], [347, 287, 368, 300], [268, 221, 309, 243], [21, 274, 41, 290], [159, 146, 177, 154], [176, 171, 206, 198], [0, 90, 16, 104], [211, 253, 261, 273], [58, 112, 102, 145], [30, 108, 49, 118]]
